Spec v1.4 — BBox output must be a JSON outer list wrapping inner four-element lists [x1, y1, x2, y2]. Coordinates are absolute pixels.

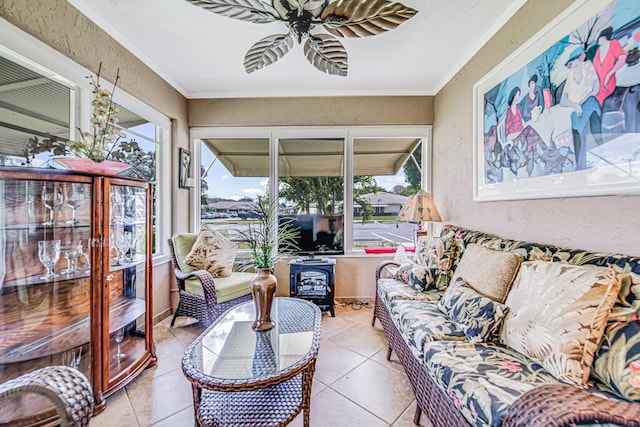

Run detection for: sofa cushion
[[438, 278, 509, 343], [185, 225, 237, 277], [394, 263, 439, 292], [423, 341, 560, 427], [591, 320, 640, 402], [501, 261, 621, 386], [184, 271, 254, 303], [389, 300, 466, 362], [376, 278, 444, 307], [450, 244, 522, 303], [414, 236, 457, 290]]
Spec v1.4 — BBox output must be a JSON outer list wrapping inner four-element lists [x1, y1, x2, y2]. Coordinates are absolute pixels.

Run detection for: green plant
[[236, 197, 300, 269], [24, 134, 66, 164]]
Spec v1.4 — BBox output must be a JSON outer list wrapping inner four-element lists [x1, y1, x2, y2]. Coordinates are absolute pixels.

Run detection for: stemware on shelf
[[65, 183, 86, 225], [61, 242, 82, 275], [63, 346, 82, 369], [113, 327, 126, 361], [41, 182, 64, 226], [38, 240, 61, 280]]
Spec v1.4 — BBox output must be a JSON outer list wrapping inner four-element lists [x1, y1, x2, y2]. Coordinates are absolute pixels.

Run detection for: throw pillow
[[438, 277, 509, 343], [185, 225, 238, 277], [394, 263, 439, 292], [413, 236, 457, 290], [500, 260, 621, 386], [450, 243, 522, 303]]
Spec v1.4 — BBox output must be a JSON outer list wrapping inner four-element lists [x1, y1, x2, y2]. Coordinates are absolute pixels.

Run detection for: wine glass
[[66, 183, 86, 225], [79, 240, 91, 273], [41, 182, 64, 226], [38, 240, 61, 280], [113, 328, 126, 360], [61, 242, 82, 275], [64, 346, 82, 369]]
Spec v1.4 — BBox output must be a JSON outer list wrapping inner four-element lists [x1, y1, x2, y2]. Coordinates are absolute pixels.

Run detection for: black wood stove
[[289, 257, 336, 317]]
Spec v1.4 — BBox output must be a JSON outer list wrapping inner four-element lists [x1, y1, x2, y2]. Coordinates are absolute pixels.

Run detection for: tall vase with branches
[[237, 197, 299, 330]]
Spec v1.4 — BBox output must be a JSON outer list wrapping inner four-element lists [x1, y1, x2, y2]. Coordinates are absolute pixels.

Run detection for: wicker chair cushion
[[376, 278, 444, 307], [438, 278, 509, 343], [450, 243, 522, 303], [172, 233, 199, 274], [389, 300, 465, 363], [501, 261, 621, 386], [413, 236, 457, 290], [423, 341, 559, 427], [185, 272, 254, 303]]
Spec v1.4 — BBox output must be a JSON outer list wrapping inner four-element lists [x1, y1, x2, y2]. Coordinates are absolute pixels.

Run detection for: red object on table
[[364, 247, 415, 254]]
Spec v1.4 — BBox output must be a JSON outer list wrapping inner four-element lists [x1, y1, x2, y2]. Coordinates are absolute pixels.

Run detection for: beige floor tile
[[289, 387, 388, 427], [370, 347, 405, 372], [328, 323, 388, 358], [392, 400, 434, 427], [90, 389, 139, 427], [333, 302, 375, 325], [313, 339, 367, 385], [126, 368, 193, 426], [150, 405, 195, 427], [331, 359, 415, 424], [319, 314, 356, 340]]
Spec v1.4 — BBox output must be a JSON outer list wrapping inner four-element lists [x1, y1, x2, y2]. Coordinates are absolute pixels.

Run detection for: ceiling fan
[[184, 0, 418, 76]]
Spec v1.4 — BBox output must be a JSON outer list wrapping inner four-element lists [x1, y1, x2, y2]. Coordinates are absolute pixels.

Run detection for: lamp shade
[[397, 190, 442, 223]]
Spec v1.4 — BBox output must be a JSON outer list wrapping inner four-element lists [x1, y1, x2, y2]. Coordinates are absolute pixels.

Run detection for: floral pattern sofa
[[373, 224, 640, 427]]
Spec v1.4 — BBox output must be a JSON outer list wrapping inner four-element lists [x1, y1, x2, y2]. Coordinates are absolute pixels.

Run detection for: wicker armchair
[[0, 366, 93, 427], [168, 233, 254, 327]]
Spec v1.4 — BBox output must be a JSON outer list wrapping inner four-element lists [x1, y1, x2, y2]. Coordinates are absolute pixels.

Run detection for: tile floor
[[90, 302, 434, 427]]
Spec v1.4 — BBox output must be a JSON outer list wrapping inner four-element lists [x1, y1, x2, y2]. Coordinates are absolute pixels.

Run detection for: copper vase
[[251, 267, 276, 331]]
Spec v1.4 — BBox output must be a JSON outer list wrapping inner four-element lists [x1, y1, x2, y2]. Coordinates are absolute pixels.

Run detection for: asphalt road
[[204, 219, 415, 244]]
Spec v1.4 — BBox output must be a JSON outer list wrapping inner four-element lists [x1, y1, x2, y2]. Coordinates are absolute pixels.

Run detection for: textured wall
[[433, 0, 640, 255], [0, 0, 191, 315], [189, 96, 434, 127]]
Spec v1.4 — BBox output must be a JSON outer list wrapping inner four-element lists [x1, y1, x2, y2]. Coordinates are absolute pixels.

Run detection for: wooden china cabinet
[[0, 167, 156, 426]]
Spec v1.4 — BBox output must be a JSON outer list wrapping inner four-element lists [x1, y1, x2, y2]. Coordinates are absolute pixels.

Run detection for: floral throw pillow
[[394, 263, 439, 292], [185, 225, 238, 277], [413, 236, 457, 290], [437, 278, 509, 343]]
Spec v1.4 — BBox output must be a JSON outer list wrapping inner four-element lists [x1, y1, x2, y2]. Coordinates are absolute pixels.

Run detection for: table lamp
[[397, 190, 442, 242]]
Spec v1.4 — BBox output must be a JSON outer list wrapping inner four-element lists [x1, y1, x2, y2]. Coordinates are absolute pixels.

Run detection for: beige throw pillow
[[500, 261, 621, 386], [450, 244, 522, 303], [185, 225, 237, 277]]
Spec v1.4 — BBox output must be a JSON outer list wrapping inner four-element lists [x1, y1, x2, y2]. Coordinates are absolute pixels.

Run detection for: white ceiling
[[66, 0, 526, 99]]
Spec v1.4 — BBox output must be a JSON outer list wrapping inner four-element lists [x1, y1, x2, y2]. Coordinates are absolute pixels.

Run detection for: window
[[0, 54, 74, 167], [0, 33, 171, 259], [193, 127, 431, 254]]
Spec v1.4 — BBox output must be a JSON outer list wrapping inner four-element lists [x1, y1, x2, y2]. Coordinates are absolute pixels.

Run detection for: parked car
[[238, 210, 261, 219]]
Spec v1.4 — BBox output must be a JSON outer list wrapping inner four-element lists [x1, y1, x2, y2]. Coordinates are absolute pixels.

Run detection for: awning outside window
[[202, 137, 421, 177]]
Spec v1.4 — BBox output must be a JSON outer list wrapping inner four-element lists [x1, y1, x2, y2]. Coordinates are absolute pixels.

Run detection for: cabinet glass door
[[106, 182, 148, 386], [0, 176, 93, 424]]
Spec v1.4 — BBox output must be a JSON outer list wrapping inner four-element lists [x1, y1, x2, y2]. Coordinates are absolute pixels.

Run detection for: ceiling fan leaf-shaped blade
[[304, 34, 348, 76], [321, 0, 417, 37], [244, 34, 294, 73], [184, 0, 279, 23]]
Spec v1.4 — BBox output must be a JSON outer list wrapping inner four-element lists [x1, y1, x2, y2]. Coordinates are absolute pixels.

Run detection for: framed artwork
[[474, 0, 640, 201], [179, 148, 191, 189]]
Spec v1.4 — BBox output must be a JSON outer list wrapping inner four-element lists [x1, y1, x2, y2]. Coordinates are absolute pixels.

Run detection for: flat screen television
[[282, 214, 344, 256]]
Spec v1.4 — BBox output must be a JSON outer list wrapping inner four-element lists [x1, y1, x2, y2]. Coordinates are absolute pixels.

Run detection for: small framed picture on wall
[[179, 148, 191, 189]]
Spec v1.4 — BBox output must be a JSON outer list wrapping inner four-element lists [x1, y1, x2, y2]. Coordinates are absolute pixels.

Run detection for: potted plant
[[237, 196, 299, 330]]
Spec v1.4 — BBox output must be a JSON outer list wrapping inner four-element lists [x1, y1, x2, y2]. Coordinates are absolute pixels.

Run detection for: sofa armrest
[[376, 260, 400, 281], [503, 384, 640, 427]]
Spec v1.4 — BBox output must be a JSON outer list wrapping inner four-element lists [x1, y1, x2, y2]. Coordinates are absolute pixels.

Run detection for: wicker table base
[[183, 298, 321, 427], [198, 374, 304, 427]]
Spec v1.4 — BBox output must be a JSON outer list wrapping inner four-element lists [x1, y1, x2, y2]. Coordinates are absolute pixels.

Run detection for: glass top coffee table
[[182, 297, 322, 427]]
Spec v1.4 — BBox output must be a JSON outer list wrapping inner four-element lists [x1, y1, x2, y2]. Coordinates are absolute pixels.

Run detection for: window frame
[[0, 19, 172, 264], [191, 125, 433, 255]]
